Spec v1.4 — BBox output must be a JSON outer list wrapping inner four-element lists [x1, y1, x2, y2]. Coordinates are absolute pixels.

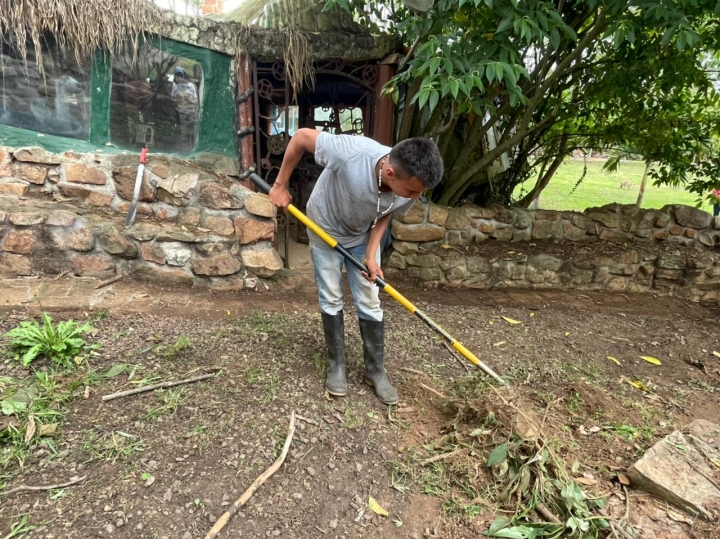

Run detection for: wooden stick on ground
[[442, 341, 470, 373], [295, 414, 319, 427], [95, 273, 124, 290], [101, 371, 219, 402], [421, 448, 462, 466], [535, 503, 561, 524], [400, 367, 425, 376], [204, 412, 296, 539], [0, 475, 87, 497], [419, 382, 449, 400]]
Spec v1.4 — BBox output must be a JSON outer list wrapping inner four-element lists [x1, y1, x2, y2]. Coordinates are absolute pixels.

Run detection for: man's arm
[[268, 128, 321, 210], [362, 213, 391, 283]]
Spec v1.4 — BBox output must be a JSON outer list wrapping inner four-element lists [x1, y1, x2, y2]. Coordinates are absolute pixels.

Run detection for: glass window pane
[[110, 43, 202, 154], [0, 37, 91, 139]]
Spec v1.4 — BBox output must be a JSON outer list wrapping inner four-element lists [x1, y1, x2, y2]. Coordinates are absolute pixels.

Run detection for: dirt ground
[[1, 270, 720, 539]]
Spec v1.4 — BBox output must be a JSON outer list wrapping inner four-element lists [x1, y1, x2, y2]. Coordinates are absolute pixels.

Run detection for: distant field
[[514, 159, 711, 212]]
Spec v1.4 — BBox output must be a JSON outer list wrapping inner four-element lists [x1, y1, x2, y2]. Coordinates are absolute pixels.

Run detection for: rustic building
[[0, 0, 400, 285]]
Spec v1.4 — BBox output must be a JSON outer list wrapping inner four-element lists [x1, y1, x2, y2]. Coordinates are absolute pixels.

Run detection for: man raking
[[269, 129, 444, 405]]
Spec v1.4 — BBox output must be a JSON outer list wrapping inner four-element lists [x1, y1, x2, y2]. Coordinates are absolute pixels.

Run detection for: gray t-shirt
[[306, 132, 414, 248]]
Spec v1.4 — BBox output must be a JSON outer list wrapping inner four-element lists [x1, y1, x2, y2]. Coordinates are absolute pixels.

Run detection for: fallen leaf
[[640, 356, 662, 366], [625, 378, 649, 392], [39, 423, 58, 436], [712, 351, 720, 358], [607, 356, 621, 366], [502, 317, 522, 325], [489, 321, 494, 325], [565, 332, 570, 337], [574, 477, 597, 486], [368, 496, 389, 517], [710, 457, 720, 469], [104, 364, 127, 378], [529, 312, 535, 318], [617, 473, 630, 486], [493, 341, 507, 347], [440, 244, 453, 249], [25, 414, 36, 444], [226, 310, 231, 316]]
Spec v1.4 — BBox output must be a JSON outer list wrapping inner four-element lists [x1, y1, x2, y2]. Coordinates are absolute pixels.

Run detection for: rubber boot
[[321, 312, 347, 397], [358, 318, 399, 405]]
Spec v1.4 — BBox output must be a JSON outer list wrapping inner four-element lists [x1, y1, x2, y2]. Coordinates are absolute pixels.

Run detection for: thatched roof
[[0, 0, 159, 69], [0, 0, 398, 93], [220, 0, 369, 34]]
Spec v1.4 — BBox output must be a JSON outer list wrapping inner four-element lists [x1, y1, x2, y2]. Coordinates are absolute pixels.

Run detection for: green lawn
[[514, 159, 711, 212]]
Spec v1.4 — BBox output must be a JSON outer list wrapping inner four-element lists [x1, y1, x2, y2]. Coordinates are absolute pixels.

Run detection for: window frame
[[0, 36, 237, 159]]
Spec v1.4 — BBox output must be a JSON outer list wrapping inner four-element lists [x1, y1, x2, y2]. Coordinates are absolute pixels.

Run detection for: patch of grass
[[81, 430, 144, 463], [143, 389, 187, 422], [568, 393, 584, 414], [259, 373, 283, 405], [343, 407, 362, 429], [311, 354, 326, 378], [233, 310, 293, 348], [1, 372, 72, 471], [244, 366, 261, 384], [157, 335, 193, 359], [515, 159, 709, 212]]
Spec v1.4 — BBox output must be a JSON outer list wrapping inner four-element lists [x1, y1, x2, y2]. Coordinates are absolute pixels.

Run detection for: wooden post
[[373, 60, 396, 145], [237, 51, 255, 190]]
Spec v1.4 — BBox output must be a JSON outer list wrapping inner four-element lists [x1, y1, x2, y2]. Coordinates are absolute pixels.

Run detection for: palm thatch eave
[[0, 0, 160, 72]]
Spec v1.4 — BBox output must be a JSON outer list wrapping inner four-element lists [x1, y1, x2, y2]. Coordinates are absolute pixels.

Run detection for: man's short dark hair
[[389, 138, 444, 189]]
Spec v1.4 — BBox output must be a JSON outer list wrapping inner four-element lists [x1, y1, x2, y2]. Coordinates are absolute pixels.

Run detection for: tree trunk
[[519, 133, 569, 207], [398, 79, 421, 141], [636, 161, 651, 207]]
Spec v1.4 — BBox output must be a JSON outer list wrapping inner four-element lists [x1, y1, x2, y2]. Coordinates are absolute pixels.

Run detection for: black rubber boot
[[358, 318, 399, 405], [321, 312, 347, 397]]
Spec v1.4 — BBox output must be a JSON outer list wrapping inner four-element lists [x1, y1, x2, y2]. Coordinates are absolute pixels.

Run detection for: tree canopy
[[325, 0, 720, 207]]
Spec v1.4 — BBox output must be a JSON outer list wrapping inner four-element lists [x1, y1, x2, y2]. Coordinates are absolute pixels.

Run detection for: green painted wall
[[0, 38, 237, 161]]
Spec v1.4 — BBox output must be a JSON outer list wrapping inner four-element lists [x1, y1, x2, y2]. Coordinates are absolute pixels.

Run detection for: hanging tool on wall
[[124, 148, 149, 228], [249, 173, 509, 387]]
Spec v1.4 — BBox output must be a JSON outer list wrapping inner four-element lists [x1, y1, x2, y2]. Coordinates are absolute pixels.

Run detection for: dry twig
[[95, 273, 124, 290], [419, 383, 449, 400], [535, 503, 561, 524], [295, 414, 319, 427], [442, 341, 470, 373], [204, 412, 296, 539], [400, 367, 425, 376], [0, 475, 87, 497], [102, 371, 219, 402], [421, 448, 463, 466]]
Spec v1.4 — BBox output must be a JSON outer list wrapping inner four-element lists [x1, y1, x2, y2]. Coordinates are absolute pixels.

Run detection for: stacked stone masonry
[[0, 146, 282, 289], [388, 202, 720, 301]]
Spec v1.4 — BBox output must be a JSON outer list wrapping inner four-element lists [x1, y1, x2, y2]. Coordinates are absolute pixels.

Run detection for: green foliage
[[325, 0, 720, 207], [484, 441, 608, 538], [5, 313, 97, 369]]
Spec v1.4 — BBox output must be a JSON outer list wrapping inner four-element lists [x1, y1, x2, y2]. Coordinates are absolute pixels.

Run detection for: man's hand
[[362, 256, 384, 284], [269, 183, 292, 211]]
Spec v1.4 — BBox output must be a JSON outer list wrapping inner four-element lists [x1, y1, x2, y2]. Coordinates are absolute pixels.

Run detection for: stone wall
[[0, 146, 282, 288], [387, 202, 720, 301]]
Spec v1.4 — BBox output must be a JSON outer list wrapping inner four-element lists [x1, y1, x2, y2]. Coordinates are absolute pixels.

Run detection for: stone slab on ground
[[627, 421, 720, 520]]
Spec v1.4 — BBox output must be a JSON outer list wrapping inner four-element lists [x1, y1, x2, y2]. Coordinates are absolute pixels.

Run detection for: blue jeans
[[309, 242, 383, 322], [714, 203, 719, 217]]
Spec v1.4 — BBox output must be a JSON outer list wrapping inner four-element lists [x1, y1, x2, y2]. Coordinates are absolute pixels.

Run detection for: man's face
[[384, 166, 427, 200]]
